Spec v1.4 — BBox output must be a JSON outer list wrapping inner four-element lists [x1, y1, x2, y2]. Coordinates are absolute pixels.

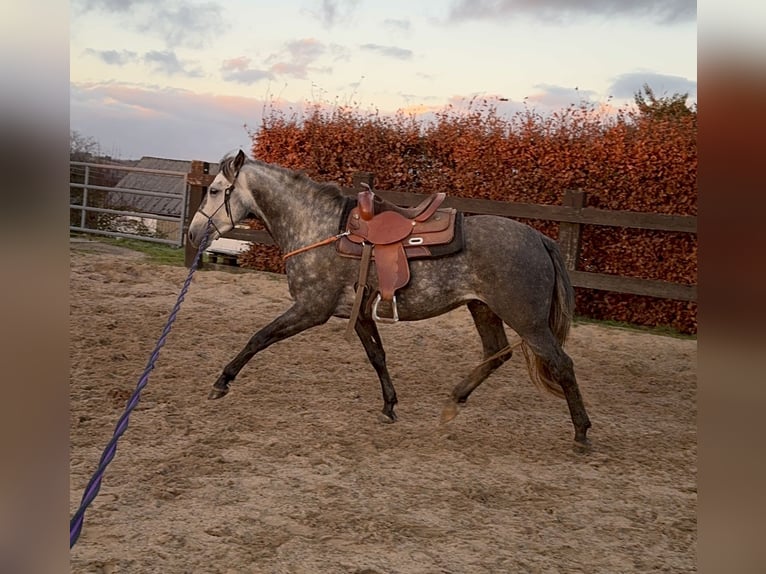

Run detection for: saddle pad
[[337, 210, 465, 260], [346, 206, 454, 239]]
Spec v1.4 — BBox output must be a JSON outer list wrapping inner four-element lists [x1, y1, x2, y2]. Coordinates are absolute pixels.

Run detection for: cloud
[[77, 0, 146, 11], [360, 44, 413, 60], [526, 84, 599, 107], [383, 18, 411, 32], [76, 0, 222, 48], [139, 2, 223, 48], [395, 94, 527, 123], [266, 38, 330, 79], [221, 39, 332, 85], [447, 0, 696, 25], [315, 0, 359, 27], [609, 72, 697, 100], [412, 89, 607, 122], [283, 38, 327, 65], [437, 89, 592, 113], [70, 81, 274, 160], [221, 57, 250, 71], [144, 50, 204, 77], [221, 57, 274, 85], [430, 80, 695, 123], [84, 49, 139, 66], [83, 47, 203, 76]]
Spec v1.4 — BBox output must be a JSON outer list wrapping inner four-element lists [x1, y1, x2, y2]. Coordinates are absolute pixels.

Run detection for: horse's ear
[[233, 149, 246, 171]]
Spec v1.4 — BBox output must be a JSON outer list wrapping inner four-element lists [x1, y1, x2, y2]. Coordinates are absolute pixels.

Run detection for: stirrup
[[372, 294, 399, 323]]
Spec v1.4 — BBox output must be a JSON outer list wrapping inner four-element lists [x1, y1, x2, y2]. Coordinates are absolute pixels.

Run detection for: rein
[[282, 231, 350, 260], [283, 196, 357, 260]]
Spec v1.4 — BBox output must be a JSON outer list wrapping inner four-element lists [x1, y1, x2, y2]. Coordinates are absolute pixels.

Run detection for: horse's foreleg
[[209, 304, 328, 399], [354, 315, 398, 422], [443, 301, 512, 422]]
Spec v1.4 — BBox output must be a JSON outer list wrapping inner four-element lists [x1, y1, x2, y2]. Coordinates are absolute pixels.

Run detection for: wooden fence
[[184, 161, 697, 302]]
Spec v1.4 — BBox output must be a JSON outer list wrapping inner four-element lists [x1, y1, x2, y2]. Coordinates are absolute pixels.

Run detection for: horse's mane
[[218, 153, 345, 201]]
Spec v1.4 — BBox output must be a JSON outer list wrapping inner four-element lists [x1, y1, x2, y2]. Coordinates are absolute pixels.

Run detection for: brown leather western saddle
[[337, 185, 464, 324]]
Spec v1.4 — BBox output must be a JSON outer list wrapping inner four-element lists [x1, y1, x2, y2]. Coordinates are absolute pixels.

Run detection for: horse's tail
[[520, 235, 574, 400]]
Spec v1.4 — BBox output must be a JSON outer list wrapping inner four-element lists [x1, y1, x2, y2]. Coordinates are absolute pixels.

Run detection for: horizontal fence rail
[[70, 161, 189, 247], [183, 162, 696, 302], [70, 183, 185, 200], [69, 202, 187, 222], [371, 190, 697, 233]]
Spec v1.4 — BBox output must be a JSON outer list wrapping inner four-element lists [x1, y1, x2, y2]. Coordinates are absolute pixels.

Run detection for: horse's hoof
[[208, 386, 229, 400], [440, 401, 460, 423], [378, 412, 397, 424], [573, 436, 591, 452]]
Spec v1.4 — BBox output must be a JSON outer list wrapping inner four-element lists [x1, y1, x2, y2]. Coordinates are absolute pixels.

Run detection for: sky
[[70, 0, 697, 162]]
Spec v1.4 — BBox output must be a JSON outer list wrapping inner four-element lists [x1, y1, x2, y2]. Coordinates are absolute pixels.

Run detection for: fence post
[[352, 171, 375, 190], [80, 165, 90, 229], [557, 189, 586, 271], [185, 161, 212, 268]]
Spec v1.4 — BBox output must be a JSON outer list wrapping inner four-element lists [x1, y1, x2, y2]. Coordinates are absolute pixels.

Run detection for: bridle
[[195, 168, 241, 238]]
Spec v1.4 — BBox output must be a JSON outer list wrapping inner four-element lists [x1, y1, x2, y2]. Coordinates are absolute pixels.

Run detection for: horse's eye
[[209, 188, 220, 196]]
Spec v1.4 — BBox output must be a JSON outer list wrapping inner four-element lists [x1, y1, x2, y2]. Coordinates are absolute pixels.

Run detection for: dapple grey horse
[[188, 150, 591, 447]]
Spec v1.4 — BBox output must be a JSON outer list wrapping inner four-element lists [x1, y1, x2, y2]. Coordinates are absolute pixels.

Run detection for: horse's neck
[[245, 163, 344, 253]]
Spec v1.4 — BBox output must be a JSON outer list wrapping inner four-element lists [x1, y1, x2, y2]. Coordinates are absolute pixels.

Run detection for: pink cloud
[[221, 56, 251, 72]]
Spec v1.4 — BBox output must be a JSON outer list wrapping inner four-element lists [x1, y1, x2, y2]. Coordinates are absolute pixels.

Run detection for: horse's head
[[188, 149, 251, 247]]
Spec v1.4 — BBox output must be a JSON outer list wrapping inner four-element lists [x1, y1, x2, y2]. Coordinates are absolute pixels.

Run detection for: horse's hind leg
[[442, 301, 513, 421], [521, 330, 591, 447], [354, 314, 398, 422]]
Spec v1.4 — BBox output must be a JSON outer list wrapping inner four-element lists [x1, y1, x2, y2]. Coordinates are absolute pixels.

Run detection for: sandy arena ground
[[69, 240, 696, 573]]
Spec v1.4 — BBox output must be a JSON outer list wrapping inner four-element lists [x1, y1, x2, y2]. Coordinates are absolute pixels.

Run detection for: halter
[[195, 168, 240, 238]]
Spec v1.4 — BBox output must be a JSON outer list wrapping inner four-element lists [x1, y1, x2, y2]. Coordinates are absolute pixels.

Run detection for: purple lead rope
[[70, 223, 211, 549]]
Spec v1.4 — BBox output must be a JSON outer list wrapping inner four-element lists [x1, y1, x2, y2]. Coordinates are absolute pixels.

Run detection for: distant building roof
[[110, 156, 219, 216]]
